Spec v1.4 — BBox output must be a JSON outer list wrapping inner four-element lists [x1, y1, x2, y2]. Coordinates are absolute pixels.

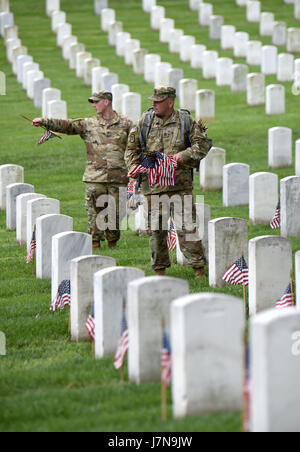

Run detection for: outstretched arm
[[32, 117, 86, 136]]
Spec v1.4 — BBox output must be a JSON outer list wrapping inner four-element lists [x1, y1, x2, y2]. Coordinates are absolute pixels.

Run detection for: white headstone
[[143, 0, 156, 13], [11, 45, 27, 74], [247, 73, 265, 106], [247, 0, 261, 22], [261, 46, 277, 75], [101, 8, 115, 32], [250, 308, 300, 432], [151, 6, 165, 30], [101, 72, 118, 91], [249, 172, 278, 225], [260, 12, 274, 37], [199, 3, 213, 26], [116, 32, 131, 57], [27, 198, 60, 253], [27, 70, 44, 99], [247, 40, 262, 66], [144, 54, 161, 83], [191, 44, 206, 69], [208, 217, 248, 288], [83, 58, 100, 86], [51, 10, 66, 33], [287, 28, 300, 53], [91, 66, 109, 92], [0, 0, 10, 13], [62, 35, 77, 60], [266, 84, 285, 115], [172, 292, 245, 418], [281, 176, 300, 238], [42, 88, 61, 118], [248, 236, 292, 315], [179, 79, 197, 111], [22, 62, 39, 89], [112, 83, 129, 114], [231, 64, 248, 92], [6, 37, 20, 63], [17, 54, 33, 83], [47, 100, 67, 120], [296, 139, 300, 176], [108, 21, 123, 47], [209, 15, 224, 40], [94, 266, 144, 357], [94, 0, 108, 15], [179, 35, 195, 62], [216, 57, 233, 86], [122, 92, 141, 124], [234, 32, 249, 58], [268, 127, 292, 169], [69, 43, 85, 70], [6, 183, 34, 230], [34, 78, 51, 109], [196, 89, 215, 121], [133, 48, 148, 75], [0, 12, 13, 37], [159, 18, 174, 43], [46, 0, 60, 17], [36, 214, 73, 279], [124, 39, 140, 66], [57, 23, 71, 47], [277, 53, 294, 82], [169, 29, 184, 54], [272, 21, 287, 46], [223, 163, 250, 207], [70, 255, 116, 342], [296, 250, 300, 307], [16, 193, 46, 245], [51, 232, 92, 303], [221, 25, 236, 50], [0, 164, 24, 210], [202, 50, 218, 79], [295, 0, 300, 20], [154, 62, 172, 87], [200, 147, 225, 191], [128, 276, 189, 384]]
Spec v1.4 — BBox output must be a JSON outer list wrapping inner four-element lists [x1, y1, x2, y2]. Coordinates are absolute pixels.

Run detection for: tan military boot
[[92, 241, 101, 250], [155, 269, 166, 276], [194, 268, 206, 279]]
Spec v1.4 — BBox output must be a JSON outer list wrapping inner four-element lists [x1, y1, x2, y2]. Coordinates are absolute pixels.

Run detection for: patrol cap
[[148, 86, 177, 102], [88, 90, 113, 103]]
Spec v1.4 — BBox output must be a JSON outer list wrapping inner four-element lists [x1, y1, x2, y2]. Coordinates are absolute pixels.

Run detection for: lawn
[[0, 0, 299, 432]]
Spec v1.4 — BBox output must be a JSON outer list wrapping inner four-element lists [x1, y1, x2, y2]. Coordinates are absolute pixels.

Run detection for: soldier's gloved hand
[[32, 118, 43, 127], [173, 153, 184, 165]]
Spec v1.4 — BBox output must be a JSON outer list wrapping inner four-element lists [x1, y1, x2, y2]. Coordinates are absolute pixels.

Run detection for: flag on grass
[[114, 310, 129, 370], [50, 280, 71, 311], [223, 255, 249, 286], [276, 283, 294, 309], [128, 151, 178, 187], [270, 202, 280, 230], [37, 129, 58, 146], [26, 228, 36, 264], [85, 303, 95, 341], [167, 221, 177, 251], [161, 329, 171, 387]]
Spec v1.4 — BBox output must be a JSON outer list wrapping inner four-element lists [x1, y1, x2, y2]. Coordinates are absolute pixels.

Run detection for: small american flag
[[114, 310, 129, 370], [128, 151, 178, 187], [26, 228, 36, 264], [223, 255, 249, 286], [37, 129, 57, 146], [276, 283, 294, 309], [270, 202, 280, 230], [167, 221, 177, 251], [161, 329, 171, 387], [127, 179, 136, 200], [50, 280, 71, 311], [85, 303, 95, 341]]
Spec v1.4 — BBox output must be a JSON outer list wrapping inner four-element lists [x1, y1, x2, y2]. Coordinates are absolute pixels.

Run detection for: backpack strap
[[139, 107, 154, 153], [178, 109, 192, 148]]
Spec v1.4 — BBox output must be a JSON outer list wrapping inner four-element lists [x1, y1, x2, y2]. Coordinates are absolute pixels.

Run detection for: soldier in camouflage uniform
[[32, 91, 133, 249], [125, 86, 211, 278]]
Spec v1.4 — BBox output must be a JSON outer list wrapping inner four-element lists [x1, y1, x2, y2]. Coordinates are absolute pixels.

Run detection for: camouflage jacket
[[125, 109, 211, 195], [42, 113, 133, 184]]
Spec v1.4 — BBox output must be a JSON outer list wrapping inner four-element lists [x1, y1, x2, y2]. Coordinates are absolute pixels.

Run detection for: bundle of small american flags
[[223, 255, 249, 286], [276, 283, 294, 309], [114, 310, 129, 370], [161, 329, 171, 387], [50, 280, 71, 311], [85, 304, 95, 341], [26, 229, 36, 264], [128, 151, 178, 187], [37, 129, 58, 146], [270, 202, 280, 230], [167, 221, 177, 251]]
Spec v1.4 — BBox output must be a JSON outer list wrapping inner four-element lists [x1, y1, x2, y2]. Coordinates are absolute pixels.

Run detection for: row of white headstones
[[1, 161, 300, 431]]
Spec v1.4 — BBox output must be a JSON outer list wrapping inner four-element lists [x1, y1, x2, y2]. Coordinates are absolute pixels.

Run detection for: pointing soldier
[[125, 86, 211, 278], [32, 91, 133, 250]]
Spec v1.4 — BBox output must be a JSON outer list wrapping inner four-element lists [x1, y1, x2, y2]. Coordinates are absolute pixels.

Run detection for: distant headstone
[[6, 183, 34, 230], [94, 266, 144, 357], [247, 73, 265, 106], [33, 78, 51, 109], [260, 12, 274, 37], [70, 255, 116, 342], [128, 276, 189, 384], [268, 127, 292, 169], [287, 28, 300, 53], [172, 293, 245, 418], [202, 50, 218, 79], [101, 8, 115, 32], [144, 54, 161, 83], [47, 100, 67, 120], [247, 40, 262, 66], [266, 84, 285, 115], [16, 193, 46, 245], [179, 78, 197, 112], [0, 164, 24, 210], [249, 172, 278, 225], [281, 176, 300, 238], [231, 64, 248, 92], [112, 83, 129, 114], [150, 6, 165, 30], [122, 92, 141, 124], [223, 163, 250, 207], [94, 0, 108, 15], [27, 197, 60, 253], [200, 147, 225, 191], [42, 88, 61, 118], [46, 0, 60, 17]]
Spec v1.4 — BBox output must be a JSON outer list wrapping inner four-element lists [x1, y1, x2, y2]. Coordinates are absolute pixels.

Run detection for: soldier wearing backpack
[[125, 86, 211, 278]]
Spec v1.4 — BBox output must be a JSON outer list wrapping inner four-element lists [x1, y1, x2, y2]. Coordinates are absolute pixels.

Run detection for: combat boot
[[155, 269, 166, 276], [108, 241, 117, 248], [92, 241, 101, 250], [194, 268, 206, 279]]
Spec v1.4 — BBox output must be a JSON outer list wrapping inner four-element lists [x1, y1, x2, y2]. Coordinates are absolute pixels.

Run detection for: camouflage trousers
[[145, 190, 206, 271], [85, 182, 125, 243]]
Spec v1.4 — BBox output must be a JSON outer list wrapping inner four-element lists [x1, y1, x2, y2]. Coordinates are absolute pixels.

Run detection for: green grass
[[0, 0, 300, 432]]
